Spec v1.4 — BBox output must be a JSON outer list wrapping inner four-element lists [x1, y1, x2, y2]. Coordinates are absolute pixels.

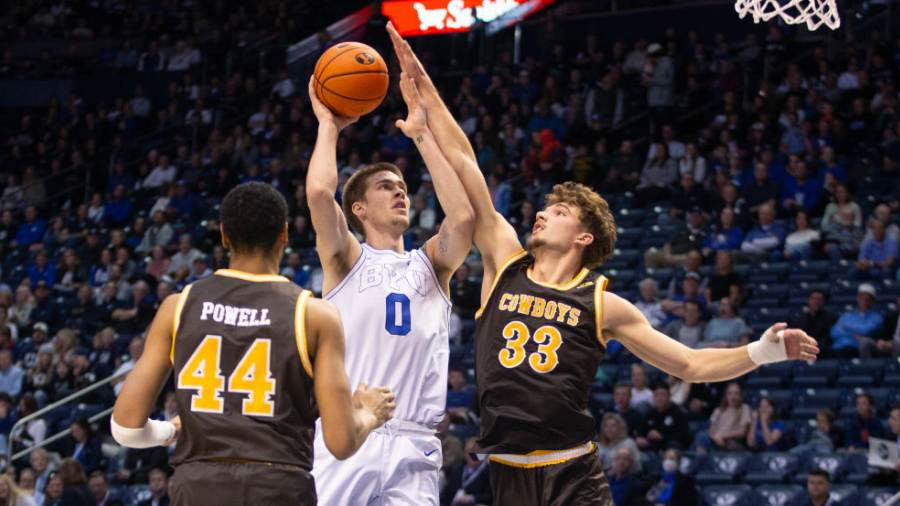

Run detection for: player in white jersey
[[305, 68, 474, 505]]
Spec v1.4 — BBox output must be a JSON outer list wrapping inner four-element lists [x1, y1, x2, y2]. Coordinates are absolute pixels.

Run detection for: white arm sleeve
[[110, 416, 176, 448]]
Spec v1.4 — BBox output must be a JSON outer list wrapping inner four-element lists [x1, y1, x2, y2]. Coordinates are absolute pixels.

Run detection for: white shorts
[[312, 419, 442, 506]]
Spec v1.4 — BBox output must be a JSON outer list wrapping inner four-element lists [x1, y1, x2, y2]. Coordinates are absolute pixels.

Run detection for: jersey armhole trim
[[169, 284, 193, 363], [475, 249, 527, 320], [594, 275, 609, 347], [323, 248, 366, 300], [294, 290, 314, 378], [414, 249, 452, 307]]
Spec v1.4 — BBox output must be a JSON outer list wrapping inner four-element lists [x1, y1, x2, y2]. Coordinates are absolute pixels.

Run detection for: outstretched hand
[[764, 323, 820, 361], [395, 72, 427, 139], [308, 76, 359, 132], [386, 22, 439, 107]]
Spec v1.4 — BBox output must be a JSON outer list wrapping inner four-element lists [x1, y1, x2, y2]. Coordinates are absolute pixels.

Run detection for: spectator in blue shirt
[[166, 180, 198, 219], [781, 113, 806, 155], [781, 160, 823, 214], [0, 350, 24, 398], [747, 397, 787, 451], [830, 283, 884, 358], [106, 161, 135, 196], [447, 368, 475, 425], [741, 203, 786, 261], [511, 69, 539, 105], [103, 185, 133, 227], [855, 219, 898, 280], [14, 206, 46, 248], [27, 251, 57, 287], [703, 207, 743, 256], [843, 393, 885, 450]]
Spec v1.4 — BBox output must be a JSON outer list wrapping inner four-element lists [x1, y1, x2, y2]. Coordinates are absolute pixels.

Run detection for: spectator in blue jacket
[[855, 219, 898, 280], [27, 251, 56, 287], [781, 160, 823, 214], [703, 207, 743, 256], [741, 203, 786, 261], [103, 185, 133, 227], [14, 206, 45, 249], [830, 283, 884, 358], [843, 393, 885, 450]]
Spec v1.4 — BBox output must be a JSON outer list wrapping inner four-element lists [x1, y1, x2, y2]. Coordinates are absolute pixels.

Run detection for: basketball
[[313, 42, 389, 118]]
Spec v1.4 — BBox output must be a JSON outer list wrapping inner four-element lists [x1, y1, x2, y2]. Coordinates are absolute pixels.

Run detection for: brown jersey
[[474, 251, 608, 454], [171, 269, 316, 470]]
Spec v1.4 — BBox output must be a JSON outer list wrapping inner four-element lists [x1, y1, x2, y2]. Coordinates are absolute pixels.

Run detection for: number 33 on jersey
[[474, 251, 610, 453]]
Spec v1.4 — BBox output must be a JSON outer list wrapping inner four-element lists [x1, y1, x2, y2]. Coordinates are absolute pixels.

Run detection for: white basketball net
[[734, 0, 841, 30]]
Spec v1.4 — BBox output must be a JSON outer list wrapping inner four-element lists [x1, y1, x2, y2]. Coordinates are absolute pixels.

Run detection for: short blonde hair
[[544, 182, 617, 268]]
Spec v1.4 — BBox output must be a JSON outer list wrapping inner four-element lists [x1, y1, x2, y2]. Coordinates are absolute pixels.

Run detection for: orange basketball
[[313, 42, 389, 118]]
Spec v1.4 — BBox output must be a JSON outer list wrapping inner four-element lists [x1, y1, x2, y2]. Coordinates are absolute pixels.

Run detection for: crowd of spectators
[[0, 0, 898, 504]]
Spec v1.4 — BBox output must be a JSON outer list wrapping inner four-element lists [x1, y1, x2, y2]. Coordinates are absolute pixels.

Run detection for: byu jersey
[[326, 244, 451, 428]]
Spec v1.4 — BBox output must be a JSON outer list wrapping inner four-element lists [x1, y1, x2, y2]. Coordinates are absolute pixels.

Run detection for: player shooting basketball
[[387, 22, 819, 505], [305, 50, 475, 503]]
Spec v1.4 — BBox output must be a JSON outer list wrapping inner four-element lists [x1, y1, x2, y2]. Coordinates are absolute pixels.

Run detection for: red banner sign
[[382, 0, 554, 37]]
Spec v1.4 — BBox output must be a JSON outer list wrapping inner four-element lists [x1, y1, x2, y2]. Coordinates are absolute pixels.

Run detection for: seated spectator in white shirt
[[635, 278, 666, 329], [629, 364, 653, 409]]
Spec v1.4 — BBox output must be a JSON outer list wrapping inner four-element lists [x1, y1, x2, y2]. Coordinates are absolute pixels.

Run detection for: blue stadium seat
[[839, 359, 887, 381], [745, 375, 785, 390], [694, 453, 750, 485], [794, 360, 839, 382], [755, 362, 794, 378], [751, 273, 783, 285], [792, 376, 830, 389], [606, 269, 637, 286], [787, 272, 822, 283], [789, 280, 830, 297], [829, 484, 858, 504], [835, 375, 875, 389], [756, 307, 791, 323], [744, 297, 783, 309], [678, 452, 707, 477], [844, 453, 869, 485], [744, 453, 800, 485], [754, 484, 803, 506], [756, 262, 790, 279], [794, 454, 849, 484], [702, 485, 753, 506], [791, 388, 841, 420], [860, 488, 899, 506]]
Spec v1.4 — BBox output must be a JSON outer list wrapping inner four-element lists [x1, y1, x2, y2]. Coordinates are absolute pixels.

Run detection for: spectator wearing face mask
[[642, 448, 697, 506]]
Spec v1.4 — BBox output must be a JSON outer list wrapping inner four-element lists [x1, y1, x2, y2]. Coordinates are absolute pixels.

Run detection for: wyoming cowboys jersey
[[474, 251, 608, 455], [170, 269, 316, 469]]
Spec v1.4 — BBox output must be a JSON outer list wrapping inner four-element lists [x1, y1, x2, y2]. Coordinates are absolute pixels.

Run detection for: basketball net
[[734, 0, 840, 30]]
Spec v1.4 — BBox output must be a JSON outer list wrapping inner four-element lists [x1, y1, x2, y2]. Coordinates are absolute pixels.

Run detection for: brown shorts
[[170, 460, 316, 506], [488, 447, 612, 506]]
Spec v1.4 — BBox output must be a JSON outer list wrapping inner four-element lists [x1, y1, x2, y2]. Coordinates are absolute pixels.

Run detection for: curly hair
[[544, 182, 617, 269]]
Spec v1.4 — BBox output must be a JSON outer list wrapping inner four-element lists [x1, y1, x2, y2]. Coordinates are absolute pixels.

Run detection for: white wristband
[[111, 416, 176, 448], [747, 329, 788, 365]]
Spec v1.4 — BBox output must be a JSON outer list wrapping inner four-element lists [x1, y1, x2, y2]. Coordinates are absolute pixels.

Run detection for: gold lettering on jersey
[[545, 301, 557, 320], [567, 309, 581, 326], [498, 293, 513, 311], [200, 302, 272, 327], [531, 297, 546, 318], [555, 303, 571, 323], [517, 295, 534, 315], [495, 294, 581, 327]]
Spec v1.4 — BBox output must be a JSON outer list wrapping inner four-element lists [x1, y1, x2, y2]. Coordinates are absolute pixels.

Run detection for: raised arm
[[111, 295, 179, 447], [394, 73, 474, 290], [601, 291, 819, 383], [307, 298, 395, 459], [306, 78, 362, 293], [387, 22, 521, 299]]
